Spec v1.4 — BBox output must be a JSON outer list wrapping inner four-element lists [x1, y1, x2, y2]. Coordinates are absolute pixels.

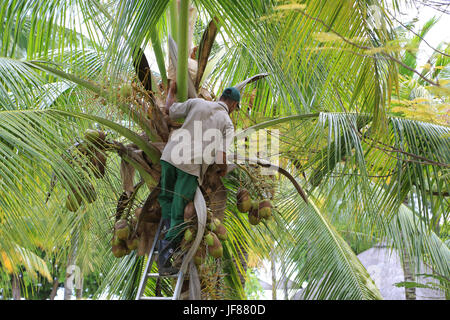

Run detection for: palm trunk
[[401, 248, 416, 300], [75, 276, 83, 300], [281, 259, 288, 300], [49, 278, 59, 300], [271, 249, 277, 300], [64, 234, 79, 300], [11, 273, 21, 300], [64, 253, 75, 300], [401, 197, 416, 300]]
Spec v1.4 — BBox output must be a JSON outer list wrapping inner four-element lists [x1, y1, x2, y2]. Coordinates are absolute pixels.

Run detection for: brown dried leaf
[[120, 159, 135, 194]]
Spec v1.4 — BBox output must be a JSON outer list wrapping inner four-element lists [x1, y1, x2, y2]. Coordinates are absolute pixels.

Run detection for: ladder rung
[[147, 273, 178, 278], [136, 218, 187, 300], [139, 296, 174, 301]]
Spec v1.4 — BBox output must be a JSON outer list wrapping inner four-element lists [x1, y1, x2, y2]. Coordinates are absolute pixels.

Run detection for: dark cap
[[222, 87, 241, 109]]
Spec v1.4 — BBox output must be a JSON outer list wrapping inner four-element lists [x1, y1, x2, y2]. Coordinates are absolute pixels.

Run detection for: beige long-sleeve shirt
[[160, 98, 235, 184]]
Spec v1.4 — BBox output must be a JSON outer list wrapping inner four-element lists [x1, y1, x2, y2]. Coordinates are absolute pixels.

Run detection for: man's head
[[219, 87, 240, 113]]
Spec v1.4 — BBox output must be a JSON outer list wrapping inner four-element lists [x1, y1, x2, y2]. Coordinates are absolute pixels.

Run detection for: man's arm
[[216, 119, 235, 177], [164, 81, 195, 121]]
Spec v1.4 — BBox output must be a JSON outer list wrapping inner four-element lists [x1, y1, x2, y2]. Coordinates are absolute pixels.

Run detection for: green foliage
[[244, 268, 264, 300], [0, 0, 448, 301]]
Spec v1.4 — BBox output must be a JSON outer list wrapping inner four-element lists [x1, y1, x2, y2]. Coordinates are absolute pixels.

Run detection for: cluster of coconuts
[[236, 188, 272, 225], [65, 129, 108, 212], [111, 210, 140, 258], [180, 202, 228, 267]]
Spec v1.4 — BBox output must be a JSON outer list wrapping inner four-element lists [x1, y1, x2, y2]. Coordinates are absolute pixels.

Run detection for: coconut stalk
[[169, 0, 179, 44], [176, 0, 190, 101], [150, 28, 168, 88]]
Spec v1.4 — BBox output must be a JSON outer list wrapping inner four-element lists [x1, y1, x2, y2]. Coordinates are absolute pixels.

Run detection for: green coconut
[[126, 237, 139, 251], [258, 199, 272, 219], [208, 221, 216, 232], [194, 245, 207, 266], [111, 236, 122, 246], [84, 129, 102, 143], [184, 227, 195, 242], [115, 219, 130, 240], [84, 129, 106, 150], [208, 236, 223, 258], [248, 207, 261, 225], [204, 231, 217, 247], [215, 224, 228, 241], [236, 188, 252, 213]]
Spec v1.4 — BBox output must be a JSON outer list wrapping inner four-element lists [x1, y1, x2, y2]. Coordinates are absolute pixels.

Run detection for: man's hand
[[169, 80, 177, 94], [165, 81, 177, 115], [216, 151, 227, 177], [217, 164, 227, 177]]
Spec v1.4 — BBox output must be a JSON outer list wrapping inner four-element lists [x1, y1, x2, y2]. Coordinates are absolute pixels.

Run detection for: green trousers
[[158, 160, 198, 242]]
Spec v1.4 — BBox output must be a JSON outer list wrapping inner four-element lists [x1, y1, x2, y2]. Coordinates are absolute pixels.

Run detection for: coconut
[[84, 129, 104, 143], [204, 231, 217, 246], [208, 236, 223, 258], [207, 221, 216, 232], [208, 218, 221, 232], [66, 194, 80, 212], [236, 188, 252, 213], [215, 224, 228, 241], [258, 199, 272, 219], [112, 243, 128, 258], [115, 219, 130, 240], [194, 245, 207, 266], [111, 236, 122, 246], [126, 237, 139, 251], [184, 227, 195, 242], [248, 207, 261, 225], [213, 218, 221, 228], [184, 202, 196, 221], [84, 129, 106, 149]]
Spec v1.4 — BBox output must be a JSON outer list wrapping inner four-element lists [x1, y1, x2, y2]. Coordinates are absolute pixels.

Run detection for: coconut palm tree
[[0, 0, 448, 300]]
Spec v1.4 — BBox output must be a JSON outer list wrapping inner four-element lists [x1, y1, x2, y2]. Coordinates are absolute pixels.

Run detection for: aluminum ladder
[[135, 219, 186, 300]]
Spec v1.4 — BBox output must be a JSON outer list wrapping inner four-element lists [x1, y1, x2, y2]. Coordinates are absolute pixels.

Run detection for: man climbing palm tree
[[157, 81, 240, 275]]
